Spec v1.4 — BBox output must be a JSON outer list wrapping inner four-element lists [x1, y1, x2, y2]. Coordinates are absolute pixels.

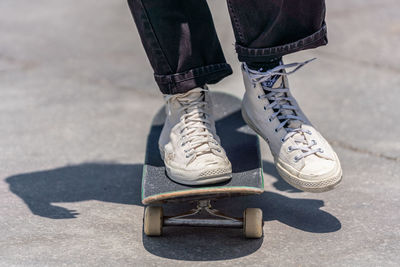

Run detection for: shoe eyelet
[[294, 156, 299, 162], [186, 154, 190, 158], [281, 138, 285, 143], [307, 130, 312, 135], [274, 128, 278, 133], [268, 117, 272, 122], [312, 140, 317, 145], [319, 148, 324, 153], [257, 95, 261, 99], [288, 146, 292, 151], [217, 148, 221, 152], [263, 106, 266, 111]]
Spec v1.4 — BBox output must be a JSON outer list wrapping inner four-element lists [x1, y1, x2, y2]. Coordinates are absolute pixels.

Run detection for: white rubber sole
[[160, 147, 232, 186], [276, 160, 342, 192], [242, 106, 342, 192], [166, 168, 232, 186]]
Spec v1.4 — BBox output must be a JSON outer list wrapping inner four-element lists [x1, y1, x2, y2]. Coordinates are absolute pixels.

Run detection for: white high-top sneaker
[[159, 86, 232, 185], [241, 59, 342, 192]]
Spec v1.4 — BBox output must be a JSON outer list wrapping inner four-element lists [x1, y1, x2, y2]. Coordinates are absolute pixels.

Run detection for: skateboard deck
[[142, 92, 264, 205]]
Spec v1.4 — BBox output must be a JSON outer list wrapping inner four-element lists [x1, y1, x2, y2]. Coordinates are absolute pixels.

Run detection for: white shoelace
[[165, 90, 220, 163], [244, 58, 322, 161]]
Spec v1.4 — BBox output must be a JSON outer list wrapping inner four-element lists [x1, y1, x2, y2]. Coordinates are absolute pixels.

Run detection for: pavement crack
[[0, 53, 38, 72], [330, 140, 400, 162]]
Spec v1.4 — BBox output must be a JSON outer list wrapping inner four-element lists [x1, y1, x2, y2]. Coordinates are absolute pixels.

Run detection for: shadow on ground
[[262, 160, 302, 193], [5, 162, 341, 261], [5, 163, 143, 218], [4, 83, 340, 261], [145, 181, 341, 261]]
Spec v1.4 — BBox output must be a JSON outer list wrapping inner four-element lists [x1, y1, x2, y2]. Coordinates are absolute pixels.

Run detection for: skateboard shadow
[[142, 190, 341, 261], [6, 162, 341, 261], [5, 163, 143, 219]]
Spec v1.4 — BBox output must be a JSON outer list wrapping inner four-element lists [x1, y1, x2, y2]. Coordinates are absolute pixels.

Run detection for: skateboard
[[142, 92, 264, 238]]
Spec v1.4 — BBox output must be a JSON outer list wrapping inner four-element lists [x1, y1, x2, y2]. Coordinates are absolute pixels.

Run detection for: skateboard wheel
[[243, 208, 263, 238], [144, 206, 163, 236]]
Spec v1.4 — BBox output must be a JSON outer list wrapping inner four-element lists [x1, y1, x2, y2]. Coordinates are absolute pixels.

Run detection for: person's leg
[[227, 0, 342, 192], [127, 0, 232, 185], [226, 0, 327, 67], [127, 0, 232, 95]]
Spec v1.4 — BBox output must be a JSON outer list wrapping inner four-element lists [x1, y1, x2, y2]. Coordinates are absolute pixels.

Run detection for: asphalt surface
[[1, 0, 399, 266]]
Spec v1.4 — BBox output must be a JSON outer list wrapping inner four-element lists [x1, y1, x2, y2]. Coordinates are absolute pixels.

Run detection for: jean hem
[[154, 63, 233, 94], [236, 23, 328, 62]]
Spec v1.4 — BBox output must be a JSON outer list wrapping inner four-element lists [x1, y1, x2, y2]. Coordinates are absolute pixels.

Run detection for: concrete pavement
[[0, 0, 399, 266]]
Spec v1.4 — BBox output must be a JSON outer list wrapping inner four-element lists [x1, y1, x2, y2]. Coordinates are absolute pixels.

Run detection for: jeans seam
[[227, 0, 245, 44], [138, 0, 173, 74]]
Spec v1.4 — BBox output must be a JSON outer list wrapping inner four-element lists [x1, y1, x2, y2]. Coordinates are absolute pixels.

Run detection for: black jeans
[[127, 0, 327, 94]]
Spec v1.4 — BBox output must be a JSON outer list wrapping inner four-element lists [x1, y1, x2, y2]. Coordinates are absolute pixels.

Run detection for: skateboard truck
[[164, 200, 243, 228], [144, 200, 263, 238]]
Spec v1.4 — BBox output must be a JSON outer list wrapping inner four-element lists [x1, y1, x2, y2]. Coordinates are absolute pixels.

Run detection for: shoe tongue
[[263, 74, 282, 89], [178, 89, 205, 117], [181, 89, 217, 158], [181, 88, 210, 143], [180, 88, 204, 102], [262, 75, 302, 129]]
